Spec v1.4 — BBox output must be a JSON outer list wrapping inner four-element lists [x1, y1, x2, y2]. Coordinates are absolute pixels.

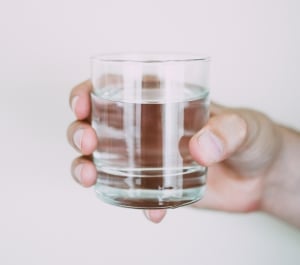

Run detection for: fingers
[[71, 156, 97, 187], [68, 80, 98, 188], [69, 80, 92, 120], [143, 209, 167, 223], [189, 112, 247, 166], [67, 121, 98, 155]]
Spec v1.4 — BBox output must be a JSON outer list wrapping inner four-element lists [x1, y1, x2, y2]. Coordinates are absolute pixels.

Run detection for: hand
[[67, 80, 300, 227]]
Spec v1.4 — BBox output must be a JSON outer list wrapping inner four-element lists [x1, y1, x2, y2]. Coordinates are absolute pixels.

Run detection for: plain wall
[[0, 0, 299, 264]]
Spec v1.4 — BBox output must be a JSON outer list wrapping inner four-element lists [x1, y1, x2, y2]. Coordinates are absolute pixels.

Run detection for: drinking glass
[[91, 53, 210, 209]]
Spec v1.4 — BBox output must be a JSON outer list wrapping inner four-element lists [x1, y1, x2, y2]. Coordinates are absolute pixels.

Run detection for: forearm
[[262, 125, 300, 228]]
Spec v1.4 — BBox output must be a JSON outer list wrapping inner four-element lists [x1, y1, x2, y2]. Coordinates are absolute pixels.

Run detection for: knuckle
[[223, 112, 247, 142]]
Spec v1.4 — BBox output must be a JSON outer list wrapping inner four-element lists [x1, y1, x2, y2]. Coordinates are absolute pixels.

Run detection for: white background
[[0, 0, 300, 264]]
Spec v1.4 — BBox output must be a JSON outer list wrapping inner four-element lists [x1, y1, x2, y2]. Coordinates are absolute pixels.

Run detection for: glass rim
[[91, 52, 210, 63]]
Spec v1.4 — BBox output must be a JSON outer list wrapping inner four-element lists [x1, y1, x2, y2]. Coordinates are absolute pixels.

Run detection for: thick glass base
[[94, 166, 207, 209], [95, 185, 206, 209]]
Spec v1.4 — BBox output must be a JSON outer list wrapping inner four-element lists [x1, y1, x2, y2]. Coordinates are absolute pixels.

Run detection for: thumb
[[189, 113, 247, 166]]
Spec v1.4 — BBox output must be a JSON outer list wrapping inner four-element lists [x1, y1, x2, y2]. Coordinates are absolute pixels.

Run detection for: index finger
[[69, 80, 92, 120]]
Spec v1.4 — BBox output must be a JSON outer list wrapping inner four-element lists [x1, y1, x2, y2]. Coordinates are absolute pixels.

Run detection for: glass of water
[[91, 53, 210, 209]]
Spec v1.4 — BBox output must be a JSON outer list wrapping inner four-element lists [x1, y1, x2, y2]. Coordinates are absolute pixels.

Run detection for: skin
[[67, 80, 300, 228]]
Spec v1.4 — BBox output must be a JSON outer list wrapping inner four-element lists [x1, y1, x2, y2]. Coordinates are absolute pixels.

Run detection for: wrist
[[261, 124, 300, 228]]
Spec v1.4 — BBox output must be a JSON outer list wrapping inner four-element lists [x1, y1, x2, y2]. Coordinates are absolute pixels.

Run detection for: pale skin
[[67, 80, 300, 228]]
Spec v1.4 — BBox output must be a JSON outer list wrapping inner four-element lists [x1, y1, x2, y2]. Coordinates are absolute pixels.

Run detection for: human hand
[[189, 103, 300, 228], [67, 80, 298, 226]]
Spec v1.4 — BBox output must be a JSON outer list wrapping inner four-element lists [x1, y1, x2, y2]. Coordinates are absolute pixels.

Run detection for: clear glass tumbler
[[91, 53, 210, 209]]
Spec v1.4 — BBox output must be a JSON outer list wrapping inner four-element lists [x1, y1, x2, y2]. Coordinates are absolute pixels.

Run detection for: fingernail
[[73, 129, 84, 150], [197, 129, 223, 163], [71, 96, 79, 114], [143, 210, 166, 223], [74, 164, 83, 183], [143, 210, 151, 221]]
